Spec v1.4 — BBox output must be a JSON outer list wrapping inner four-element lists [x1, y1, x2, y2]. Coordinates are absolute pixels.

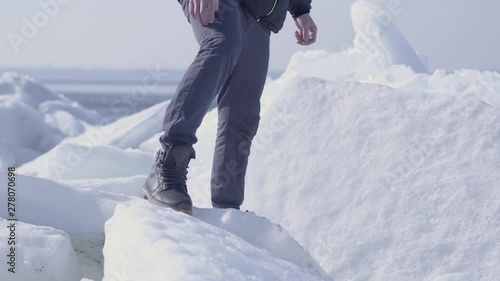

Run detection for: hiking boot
[[140, 146, 195, 215]]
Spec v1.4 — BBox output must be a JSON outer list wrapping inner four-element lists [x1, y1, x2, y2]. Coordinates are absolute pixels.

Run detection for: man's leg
[[160, 0, 246, 148], [143, 0, 249, 213], [211, 13, 271, 209]]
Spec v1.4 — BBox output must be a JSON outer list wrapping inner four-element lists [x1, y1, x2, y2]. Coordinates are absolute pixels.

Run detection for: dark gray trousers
[[160, 0, 270, 208]]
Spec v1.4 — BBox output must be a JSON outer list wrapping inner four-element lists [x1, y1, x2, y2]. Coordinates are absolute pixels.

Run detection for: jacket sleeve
[[288, 0, 312, 19]]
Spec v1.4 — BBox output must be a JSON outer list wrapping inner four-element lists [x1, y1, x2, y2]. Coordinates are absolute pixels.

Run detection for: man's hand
[[294, 14, 317, 46], [190, 0, 219, 26]]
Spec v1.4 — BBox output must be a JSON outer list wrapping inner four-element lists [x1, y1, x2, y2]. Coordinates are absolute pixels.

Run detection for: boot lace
[[155, 150, 188, 191]]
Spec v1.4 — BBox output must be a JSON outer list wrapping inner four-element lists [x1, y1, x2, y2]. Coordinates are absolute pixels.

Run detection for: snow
[[0, 171, 126, 281], [71, 233, 106, 281], [351, 0, 427, 73], [0, 141, 39, 170], [59, 175, 147, 197], [104, 201, 329, 281], [0, 172, 126, 233], [0, 220, 83, 281], [192, 208, 328, 277], [17, 99, 168, 181], [0, 72, 101, 168], [432, 273, 471, 281], [20, 143, 153, 180], [0, 94, 64, 158], [0, 171, 326, 281], [240, 79, 500, 281], [285, 52, 500, 108], [63, 101, 167, 150], [2, 0, 500, 280]]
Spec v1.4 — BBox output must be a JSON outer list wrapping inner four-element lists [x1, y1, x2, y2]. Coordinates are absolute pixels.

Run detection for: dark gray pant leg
[[211, 15, 271, 209], [160, 0, 245, 148]]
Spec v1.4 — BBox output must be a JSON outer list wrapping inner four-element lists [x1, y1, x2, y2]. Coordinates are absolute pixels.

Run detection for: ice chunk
[[351, 0, 427, 73], [103, 201, 330, 281], [0, 220, 83, 281], [20, 143, 153, 180]]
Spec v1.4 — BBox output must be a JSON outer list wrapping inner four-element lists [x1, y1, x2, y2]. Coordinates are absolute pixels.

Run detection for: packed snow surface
[[243, 79, 500, 281], [0, 171, 327, 281], [0, 220, 83, 281], [104, 201, 329, 281]]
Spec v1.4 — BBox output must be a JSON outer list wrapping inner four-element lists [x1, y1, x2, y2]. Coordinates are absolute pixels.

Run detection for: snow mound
[[0, 95, 64, 160], [285, 51, 500, 108], [65, 101, 168, 150], [239, 77, 500, 280], [351, 0, 427, 73], [138, 132, 163, 153], [0, 220, 83, 281], [104, 200, 329, 281], [59, 175, 147, 197], [0, 72, 63, 107], [193, 208, 328, 277], [0, 171, 126, 233], [19, 143, 153, 180], [0, 72, 101, 168], [17, 99, 169, 181], [0, 141, 38, 170], [0, 171, 129, 280], [282, 2, 500, 109]]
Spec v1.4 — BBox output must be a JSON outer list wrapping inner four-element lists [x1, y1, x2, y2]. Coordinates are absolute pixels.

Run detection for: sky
[[1, 0, 499, 72]]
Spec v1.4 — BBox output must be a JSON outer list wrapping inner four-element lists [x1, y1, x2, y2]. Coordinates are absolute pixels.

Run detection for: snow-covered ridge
[[351, 0, 427, 72], [243, 78, 500, 281], [0, 220, 83, 281], [104, 201, 329, 281], [285, 52, 500, 109], [0, 72, 101, 169], [0, 172, 328, 281]]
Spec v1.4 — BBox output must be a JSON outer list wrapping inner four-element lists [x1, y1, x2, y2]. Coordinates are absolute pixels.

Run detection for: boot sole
[[140, 187, 193, 216]]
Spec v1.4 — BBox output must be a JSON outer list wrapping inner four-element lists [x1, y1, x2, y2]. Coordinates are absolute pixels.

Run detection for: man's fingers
[[200, 5, 209, 25], [193, 0, 203, 24], [208, 12, 215, 24], [295, 31, 303, 44], [189, 0, 221, 26], [303, 26, 310, 44], [190, 0, 196, 19], [199, 1, 217, 25], [295, 30, 304, 44], [210, 0, 219, 23], [194, 2, 204, 25], [207, 4, 216, 24], [295, 31, 302, 40], [309, 25, 318, 44]]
